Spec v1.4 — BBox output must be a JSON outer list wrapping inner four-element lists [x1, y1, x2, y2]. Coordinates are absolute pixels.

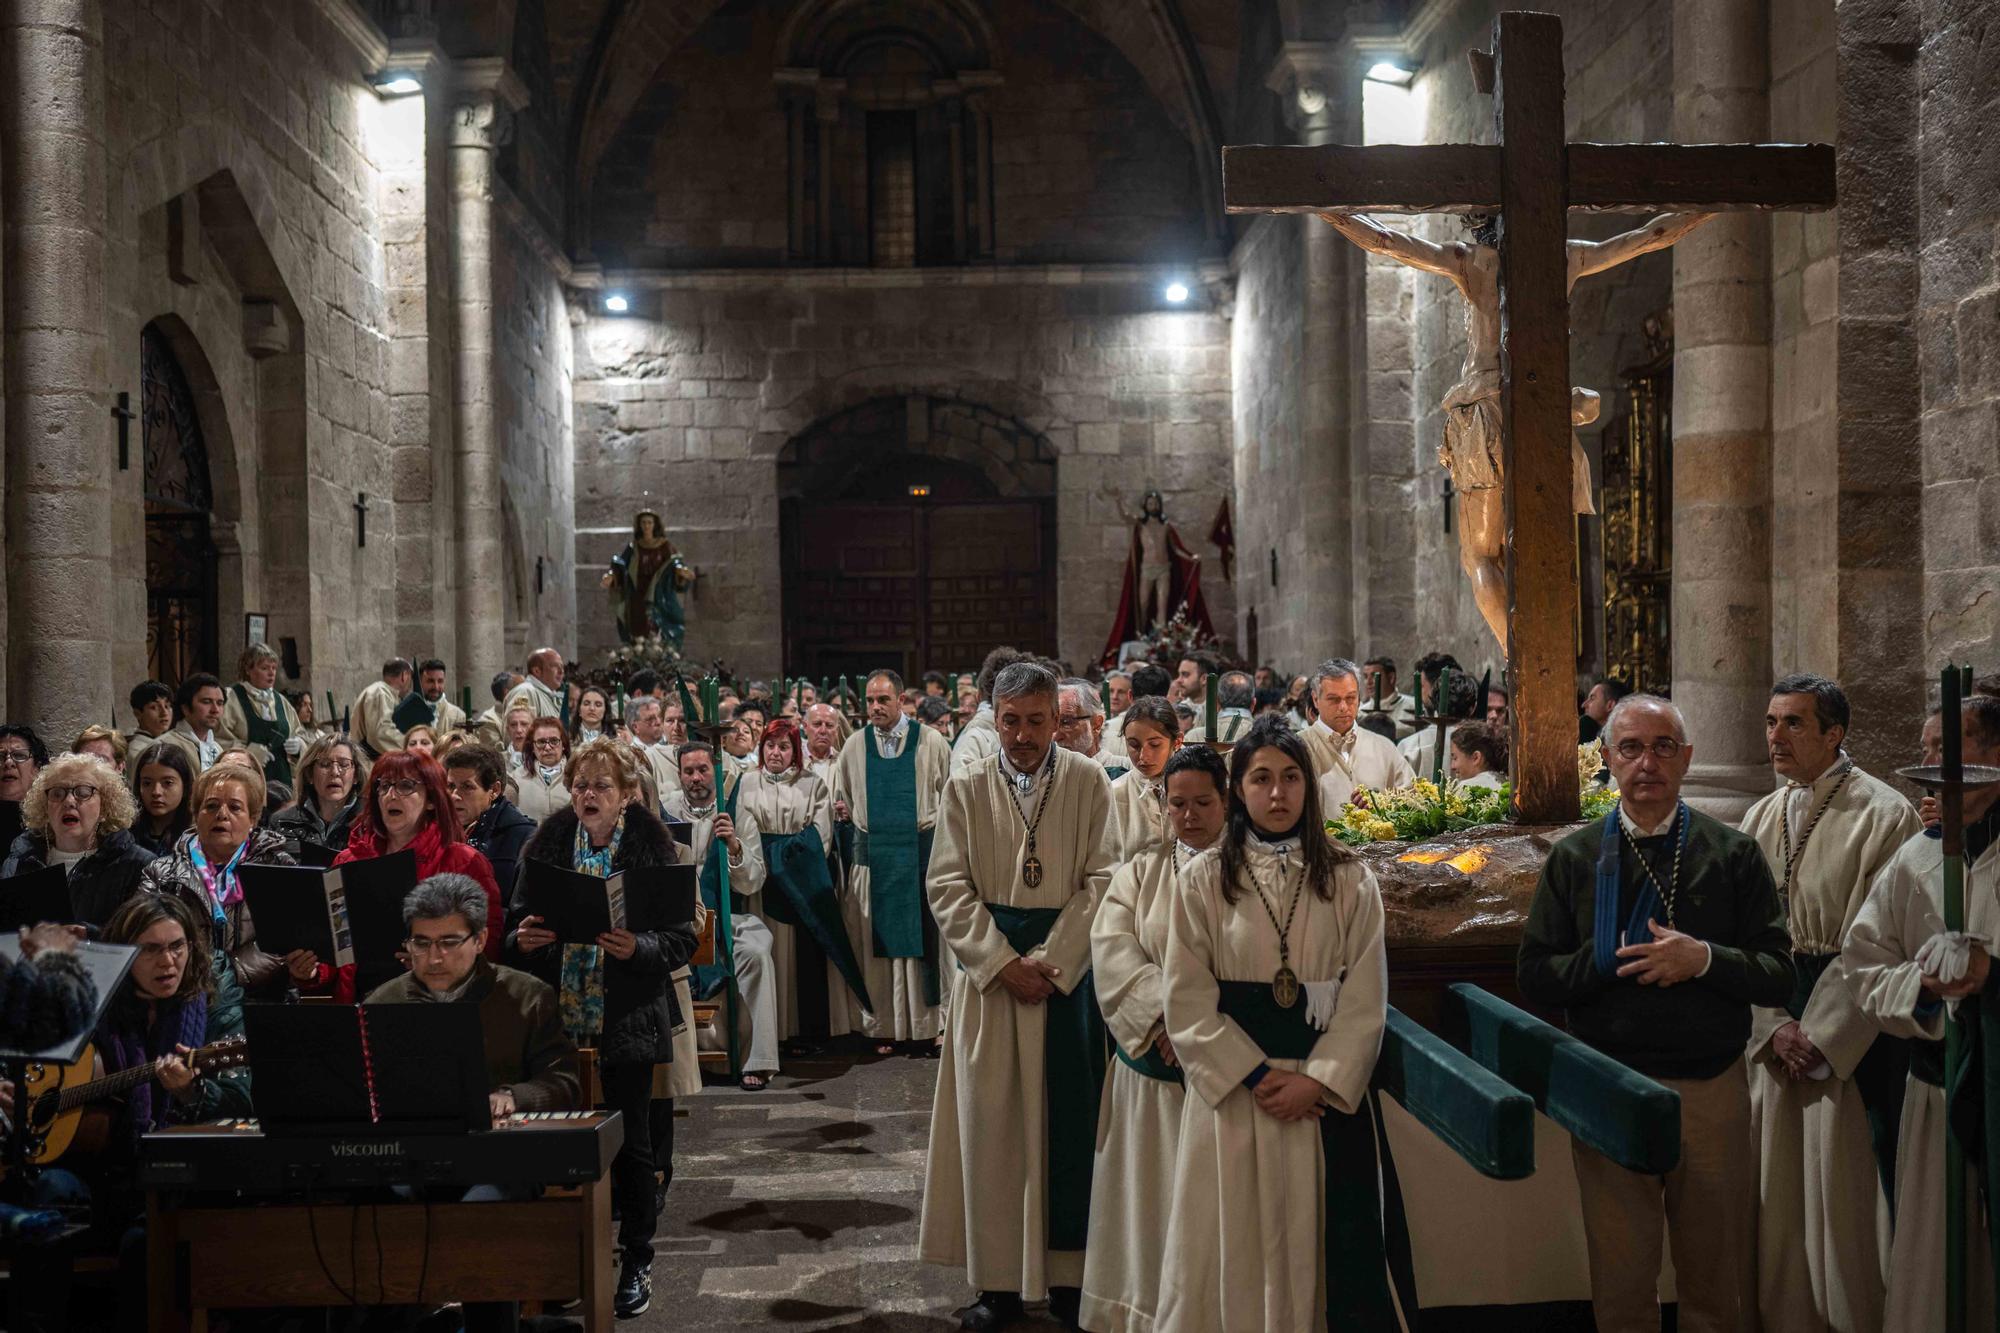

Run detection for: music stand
[[243, 1003, 491, 1136], [0, 939, 137, 1201]]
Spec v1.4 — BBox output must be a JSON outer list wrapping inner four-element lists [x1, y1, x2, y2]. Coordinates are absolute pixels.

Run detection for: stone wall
[[1229, 215, 1314, 669], [570, 272, 1233, 675], [493, 189, 578, 664], [100, 0, 408, 713], [588, 0, 1207, 270], [1917, 0, 2000, 670]]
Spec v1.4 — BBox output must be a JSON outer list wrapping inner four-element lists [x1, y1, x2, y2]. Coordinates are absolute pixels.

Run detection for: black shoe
[[614, 1260, 653, 1319], [952, 1290, 1023, 1331], [1047, 1286, 1083, 1330]]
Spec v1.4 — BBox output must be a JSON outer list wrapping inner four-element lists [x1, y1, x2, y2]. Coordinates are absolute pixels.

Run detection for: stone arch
[[565, 0, 1226, 252], [776, 393, 1056, 499]]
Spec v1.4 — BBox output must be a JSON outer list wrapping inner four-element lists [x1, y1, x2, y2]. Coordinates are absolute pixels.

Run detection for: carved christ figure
[[1317, 210, 1713, 654]]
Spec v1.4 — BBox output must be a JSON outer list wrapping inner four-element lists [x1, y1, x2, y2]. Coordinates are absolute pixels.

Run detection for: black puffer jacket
[[266, 795, 358, 859], [2, 829, 157, 929], [509, 804, 696, 1067], [138, 828, 298, 999], [468, 797, 537, 913]]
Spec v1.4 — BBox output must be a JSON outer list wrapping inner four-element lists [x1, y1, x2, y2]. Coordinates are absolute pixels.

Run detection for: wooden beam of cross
[[1222, 10, 1834, 825]]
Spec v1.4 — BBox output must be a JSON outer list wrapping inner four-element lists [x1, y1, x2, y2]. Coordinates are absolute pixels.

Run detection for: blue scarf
[[559, 813, 624, 1041], [1592, 802, 1689, 976]]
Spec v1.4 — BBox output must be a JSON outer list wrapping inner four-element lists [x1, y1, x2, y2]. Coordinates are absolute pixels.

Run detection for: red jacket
[[309, 821, 502, 1001]]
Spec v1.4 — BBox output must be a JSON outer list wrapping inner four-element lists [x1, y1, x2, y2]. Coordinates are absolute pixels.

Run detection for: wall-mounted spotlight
[[371, 72, 423, 96], [1365, 62, 1415, 87], [1164, 282, 1190, 304], [604, 293, 631, 314]]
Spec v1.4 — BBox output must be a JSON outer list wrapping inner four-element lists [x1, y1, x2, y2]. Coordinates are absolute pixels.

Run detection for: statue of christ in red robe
[[1098, 489, 1214, 666]]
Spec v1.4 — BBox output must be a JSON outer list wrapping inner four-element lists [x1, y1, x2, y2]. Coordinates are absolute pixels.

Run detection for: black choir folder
[[519, 861, 697, 943], [236, 849, 418, 975], [0, 864, 77, 932]]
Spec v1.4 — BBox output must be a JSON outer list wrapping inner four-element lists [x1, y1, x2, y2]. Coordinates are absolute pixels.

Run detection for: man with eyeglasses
[[1053, 678, 1104, 759], [0, 724, 47, 852], [1736, 674, 1921, 1331], [366, 872, 579, 1333], [1518, 693, 1794, 1333]]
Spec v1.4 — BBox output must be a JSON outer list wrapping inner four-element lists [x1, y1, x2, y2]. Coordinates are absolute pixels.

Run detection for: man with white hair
[[626, 696, 682, 802], [1517, 693, 1794, 1333], [1054, 678, 1105, 759], [1097, 670, 1133, 766], [802, 702, 843, 784], [1301, 659, 1414, 811]]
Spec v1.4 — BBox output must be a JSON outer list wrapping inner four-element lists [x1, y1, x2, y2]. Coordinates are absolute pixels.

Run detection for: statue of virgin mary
[[601, 510, 697, 648]]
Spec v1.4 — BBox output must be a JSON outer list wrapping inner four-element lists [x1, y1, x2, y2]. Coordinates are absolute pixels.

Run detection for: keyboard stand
[[145, 1171, 613, 1331]]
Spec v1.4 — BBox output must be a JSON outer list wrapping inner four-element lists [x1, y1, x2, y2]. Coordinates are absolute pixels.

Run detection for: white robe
[[919, 746, 1115, 1298], [1844, 828, 1999, 1332], [1104, 769, 1170, 866], [1081, 845, 1185, 1333], [663, 789, 775, 1074], [830, 725, 953, 1041], [736, 766, 839, 1040], [1305, 722, 1415, 811], [350, 679, 405, 758], [501, 677, 564, 723], [1397, 724, 1459, 786], [951, 708, 1000, 777], [1740, 764, 1918, 1332], [1099, 711, 1129, 766], [1156, 838, 1395, 1333]]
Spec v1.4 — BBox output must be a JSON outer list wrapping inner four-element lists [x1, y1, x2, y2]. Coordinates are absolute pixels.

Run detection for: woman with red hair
[[736, 716, 861, 1063], [300, 751, 501, 1000]]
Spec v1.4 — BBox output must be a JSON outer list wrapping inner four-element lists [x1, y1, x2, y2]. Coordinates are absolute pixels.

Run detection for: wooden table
[[146, 1175, 614, 1331]]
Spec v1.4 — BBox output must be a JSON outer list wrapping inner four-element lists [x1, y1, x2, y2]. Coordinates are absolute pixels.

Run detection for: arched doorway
[[779, 395, 1056, 681], [141, 322, 218, 685]]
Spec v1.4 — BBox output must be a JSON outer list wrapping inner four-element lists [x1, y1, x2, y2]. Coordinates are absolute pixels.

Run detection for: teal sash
[[762, 825, 872, 1011], [986, 903, 1107, 1253], [1215, 980, 1419, 1330], [861, 730, 941, 1006], [691, 782, 742, 1000], [1114, 1038, 1184, 1085], [231, 684, 292, 789]]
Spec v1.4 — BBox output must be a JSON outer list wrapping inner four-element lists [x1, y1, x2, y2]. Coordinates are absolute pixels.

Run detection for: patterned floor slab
[[640, 1047, 1069, 1330]]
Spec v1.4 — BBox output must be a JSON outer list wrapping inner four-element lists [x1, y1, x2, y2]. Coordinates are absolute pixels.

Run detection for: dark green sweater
[[366, 957, 580, 1112], [1516, 807, 1794, 1079]]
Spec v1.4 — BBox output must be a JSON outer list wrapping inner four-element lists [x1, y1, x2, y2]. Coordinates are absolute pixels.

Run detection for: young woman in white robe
[[1104, 697, 1181, 865], [1082, 743, 1230, 1333], [1156, 716, 1413, 1333]]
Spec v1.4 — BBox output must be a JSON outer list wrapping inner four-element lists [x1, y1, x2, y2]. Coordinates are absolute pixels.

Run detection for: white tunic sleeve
[[1302, 865, 1389, 1114], [927, 774, 1020, 991], [1092, 858, 1165, 1058], [1031, 764, 1115, 995], [1842, 850, 1947, 1041]]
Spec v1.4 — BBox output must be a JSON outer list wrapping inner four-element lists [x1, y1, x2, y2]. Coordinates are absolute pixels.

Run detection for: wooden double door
[[781, 497, 1053, 683]]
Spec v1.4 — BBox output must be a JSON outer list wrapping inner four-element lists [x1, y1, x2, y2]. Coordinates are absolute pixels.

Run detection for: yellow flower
[[1367, 820, 1397, 841]]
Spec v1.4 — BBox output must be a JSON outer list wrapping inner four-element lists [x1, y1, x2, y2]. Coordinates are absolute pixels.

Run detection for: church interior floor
[[651, 1047, 1054, 1330]]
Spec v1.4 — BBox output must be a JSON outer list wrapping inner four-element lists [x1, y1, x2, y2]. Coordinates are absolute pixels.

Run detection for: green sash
[[861, 729, 942, 1006], [1215, 980, 1419, 1330], [691, 783, 742, 1001], [986, 903, 1107, 1253], [231, 684, 292, 789], [762, 826, 872, 1011], [1114, 1038, 1184, 1085]]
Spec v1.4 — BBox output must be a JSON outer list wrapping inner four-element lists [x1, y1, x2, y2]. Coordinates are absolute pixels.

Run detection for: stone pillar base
[[1680, 762, 1773, 824]]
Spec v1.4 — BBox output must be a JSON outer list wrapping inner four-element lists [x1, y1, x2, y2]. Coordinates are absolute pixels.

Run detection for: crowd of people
[[1, 635, 1994, 1331]]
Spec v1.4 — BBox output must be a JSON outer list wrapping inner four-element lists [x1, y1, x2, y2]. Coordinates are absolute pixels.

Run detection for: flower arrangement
[[1329, 754, 1621, 847], [1142, 604, 1220, 665]]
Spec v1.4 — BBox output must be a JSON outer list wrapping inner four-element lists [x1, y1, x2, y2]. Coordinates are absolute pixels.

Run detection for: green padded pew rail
[[1446, 983, 1681, 1175], [1371, 1007, 1537, 1180]]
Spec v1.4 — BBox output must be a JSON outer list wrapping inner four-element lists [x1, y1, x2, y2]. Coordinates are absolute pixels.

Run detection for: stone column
[[448, 61, 525, 687], [1271, 43, 1362, 656], [1670, 0, 1773, 814], [2, 0, 111, 737]]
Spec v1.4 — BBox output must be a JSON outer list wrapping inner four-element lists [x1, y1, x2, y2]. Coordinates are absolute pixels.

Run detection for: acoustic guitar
[[12, 1034, 247, 1165]]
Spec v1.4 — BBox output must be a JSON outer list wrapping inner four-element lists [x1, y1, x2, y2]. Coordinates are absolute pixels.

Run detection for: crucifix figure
[[112, 391, 136, 471], [353, 492, 369, 548], [1320, 207, 1712, 652], [1223, 10, 1833, 822]]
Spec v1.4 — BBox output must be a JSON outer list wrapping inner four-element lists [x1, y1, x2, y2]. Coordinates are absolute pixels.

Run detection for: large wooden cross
[[1225, 10, 1835, 824]]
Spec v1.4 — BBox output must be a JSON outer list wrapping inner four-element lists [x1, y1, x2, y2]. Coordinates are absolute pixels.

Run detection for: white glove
[[1916, 931, 1989, 984], [283, 734, 305, 758], [1303, 975, 1343, 1032]]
